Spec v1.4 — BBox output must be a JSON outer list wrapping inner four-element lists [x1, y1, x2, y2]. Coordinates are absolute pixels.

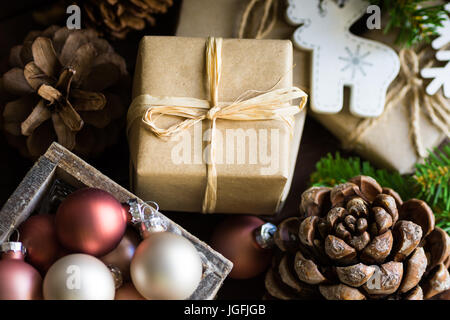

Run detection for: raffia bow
[[344, 48, 450, 158], [127, 37, 307, 214]]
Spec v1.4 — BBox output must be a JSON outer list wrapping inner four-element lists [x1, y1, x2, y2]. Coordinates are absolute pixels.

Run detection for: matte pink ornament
[[56, 188, 127, 256]]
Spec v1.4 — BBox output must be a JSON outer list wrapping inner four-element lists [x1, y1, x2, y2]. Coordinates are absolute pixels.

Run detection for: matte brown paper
[[128, 36, 302, 214], [177, 0, 447, 174]]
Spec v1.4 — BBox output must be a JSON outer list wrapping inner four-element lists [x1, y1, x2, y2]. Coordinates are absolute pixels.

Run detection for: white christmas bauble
[[43, 254, 115, 300], [131, 232, 203, 300]]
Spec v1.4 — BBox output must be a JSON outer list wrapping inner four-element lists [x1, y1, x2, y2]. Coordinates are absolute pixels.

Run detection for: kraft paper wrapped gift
[[127, 36, 306, 215], [177, 0, 448, 174]]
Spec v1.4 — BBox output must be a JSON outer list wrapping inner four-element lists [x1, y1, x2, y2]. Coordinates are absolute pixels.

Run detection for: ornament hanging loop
[[140, 201, 167, 236], [7, 229, 20, 243]]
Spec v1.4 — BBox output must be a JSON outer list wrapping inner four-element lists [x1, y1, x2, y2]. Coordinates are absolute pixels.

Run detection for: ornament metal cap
[[125, 199, 170, 238], [0, 242, 26, 256], [107, 265, 124, 289], [126, 198, 144, 225], [254, 222, 277, 249]]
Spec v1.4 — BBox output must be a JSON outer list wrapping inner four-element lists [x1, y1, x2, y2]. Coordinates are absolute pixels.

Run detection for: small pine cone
[[84, 0, 174, 39], [267, 176, 450, 300], [1, 26, 129, 158]]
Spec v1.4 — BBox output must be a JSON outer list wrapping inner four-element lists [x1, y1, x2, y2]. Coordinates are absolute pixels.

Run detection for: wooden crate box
[[0, 142, 232, 300]]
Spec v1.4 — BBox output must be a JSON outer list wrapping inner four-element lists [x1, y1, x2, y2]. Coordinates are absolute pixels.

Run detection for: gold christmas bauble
[[115, 283, 145, 300], [130, 232, 203, 300]]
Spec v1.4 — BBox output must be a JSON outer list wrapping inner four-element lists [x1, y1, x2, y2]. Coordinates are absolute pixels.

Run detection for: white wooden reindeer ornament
[[286, 0, 400, 117]]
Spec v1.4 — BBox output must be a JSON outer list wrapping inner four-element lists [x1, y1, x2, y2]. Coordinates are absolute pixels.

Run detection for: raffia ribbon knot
[[206, 106, 221, 120], [127, 37, 307, 213]]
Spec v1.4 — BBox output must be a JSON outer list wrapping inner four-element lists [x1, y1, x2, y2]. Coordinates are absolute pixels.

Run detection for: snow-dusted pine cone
[[266, 176, 450, 300]]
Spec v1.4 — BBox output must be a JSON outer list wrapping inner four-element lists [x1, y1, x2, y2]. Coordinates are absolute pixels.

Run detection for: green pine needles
[[310, 144, 450, 233], [414, 144, 450, 232], [368, 0, 448, 47]]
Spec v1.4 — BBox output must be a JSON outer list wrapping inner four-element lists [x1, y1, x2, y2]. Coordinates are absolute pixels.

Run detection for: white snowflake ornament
[[421, 50, 450, 98], [286, 0, 400, 117], [431, 3, 450, 50], [422, 3, 450, 98]]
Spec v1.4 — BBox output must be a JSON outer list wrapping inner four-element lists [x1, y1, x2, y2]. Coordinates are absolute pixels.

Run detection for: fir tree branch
[[309, 144, 450, 233], [369, 0, 448, 47], [414, 144, 450, 232], [310, 153, 413, 199]]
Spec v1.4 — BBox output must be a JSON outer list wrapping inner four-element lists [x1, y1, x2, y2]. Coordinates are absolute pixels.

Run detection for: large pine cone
[[266, 176, 450, 300], [84, 0, 174, 39], [1, 26, 128, 158]]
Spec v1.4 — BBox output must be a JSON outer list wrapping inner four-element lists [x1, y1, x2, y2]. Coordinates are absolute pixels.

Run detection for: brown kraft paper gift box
[[127, 36, 303, 215], [177, 0, 447, 174]]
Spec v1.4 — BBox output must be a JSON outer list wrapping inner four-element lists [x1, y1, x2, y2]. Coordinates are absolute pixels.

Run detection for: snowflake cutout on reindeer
[[339, 45, 373, 79]]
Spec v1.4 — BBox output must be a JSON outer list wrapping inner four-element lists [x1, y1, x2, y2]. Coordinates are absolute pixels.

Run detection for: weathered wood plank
[[0, 157, 57, 243], [0, 142, 232, 300]]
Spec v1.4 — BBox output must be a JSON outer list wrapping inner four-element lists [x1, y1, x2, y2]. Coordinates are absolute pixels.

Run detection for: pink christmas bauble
[[0, 243, 42, 300], [19, 214, 64, 273], [211, 216, 272, 279], [55, 188, 127, 256]]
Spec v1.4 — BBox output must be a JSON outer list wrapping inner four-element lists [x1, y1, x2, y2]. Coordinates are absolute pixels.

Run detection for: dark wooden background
[[0, 0, 356, 299]]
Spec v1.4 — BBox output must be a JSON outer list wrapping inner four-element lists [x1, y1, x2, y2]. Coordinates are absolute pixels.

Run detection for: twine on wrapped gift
[[238, 0, 449, 160], [127, 37, 307, 214], [238, 0, 278, 39], [344, 48, 450, 158]]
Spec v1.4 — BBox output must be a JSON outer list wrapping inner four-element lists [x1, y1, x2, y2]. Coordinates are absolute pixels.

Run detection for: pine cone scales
[[84, 0, 174, 39], [267, 176, 450, 300], [1, 26, 128, 157]]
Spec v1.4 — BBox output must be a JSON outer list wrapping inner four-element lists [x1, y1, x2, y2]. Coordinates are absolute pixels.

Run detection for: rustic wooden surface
[[0, 0, 355, 299]]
